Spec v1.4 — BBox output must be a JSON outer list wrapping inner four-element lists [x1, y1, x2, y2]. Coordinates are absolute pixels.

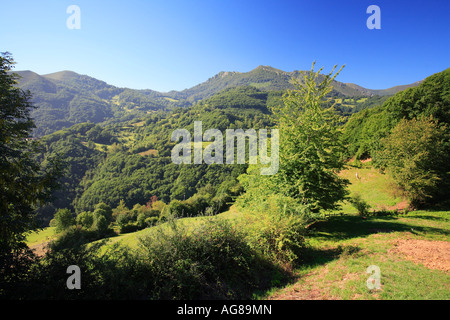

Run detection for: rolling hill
[[12, 66, 422, 137]]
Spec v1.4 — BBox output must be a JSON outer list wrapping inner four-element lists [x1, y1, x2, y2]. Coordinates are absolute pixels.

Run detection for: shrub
[[167, 199, 191, 217], [137, 217, 279, 299], [375, 116, 450, 207], [349, 193, 371, 216], [49, 225, 100, 251], [24, 241, 150, 299], [184, 193, 211, 216], [119, 222, 140, 234], [137, 213, 159, 228], [116, 212, 132, 228], [93, 202, 113, 223], [91, 213, 110, 236], [235, 178, 309, 267], [245, 209, 306, 267]]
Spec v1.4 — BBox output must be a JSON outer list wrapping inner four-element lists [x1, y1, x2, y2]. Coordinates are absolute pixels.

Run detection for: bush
[[184, 193, 211, 216], [137, 217, 280, 299], [12, 216, 290, 299], [91, 213, 111, 236], [145, 216, 159, 226], [119, 222, 140, 234], [50, 225, 101, 251], [245, 209, 306, 267], [24, 241, 151, 299], [93, 202, 113, 223], [116, 212, 132, 228], [349, 193, 371, 216], [137, 213, 159, 228], [235, 176, 309, 267], [375, 116, 450, 207], [167, 199, 191, 217]]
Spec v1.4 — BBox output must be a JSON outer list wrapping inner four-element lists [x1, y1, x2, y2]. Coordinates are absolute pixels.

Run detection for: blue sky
[[1, 0, 449, 92]]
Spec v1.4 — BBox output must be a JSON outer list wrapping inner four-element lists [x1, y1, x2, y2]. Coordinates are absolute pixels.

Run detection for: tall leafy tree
[[270, 62, 349, 212], [0, 52, 61, 289]]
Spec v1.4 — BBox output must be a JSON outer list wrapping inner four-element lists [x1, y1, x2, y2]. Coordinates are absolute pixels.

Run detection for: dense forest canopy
[[343, 67, 450, 159]]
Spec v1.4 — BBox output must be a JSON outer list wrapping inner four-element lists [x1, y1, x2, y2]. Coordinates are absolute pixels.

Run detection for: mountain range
[[12, 65, 422, 136]]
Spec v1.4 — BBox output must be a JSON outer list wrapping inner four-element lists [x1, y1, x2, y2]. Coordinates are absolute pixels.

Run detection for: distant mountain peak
[[253, 65, 286, 73], [42, 70, 81, 81]]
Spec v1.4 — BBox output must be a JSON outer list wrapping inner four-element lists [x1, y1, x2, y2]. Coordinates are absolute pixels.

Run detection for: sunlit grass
[[266, 211, 450, 300], [26, 227, 57, 247], [338, 164, 405, 214]]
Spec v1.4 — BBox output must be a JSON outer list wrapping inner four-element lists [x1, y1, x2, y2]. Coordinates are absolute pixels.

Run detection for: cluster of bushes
[[166, 183, 241, 218], [5, 214, 291, 300], [49, 202, 117, 250], [235, 192, 308, 268], [50, 180, 243, 245], [50, 199, 163, 243], [135, 217, 285, 299]]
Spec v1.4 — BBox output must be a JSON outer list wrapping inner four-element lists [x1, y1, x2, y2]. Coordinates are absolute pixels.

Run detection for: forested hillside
[[13, 65, 419, 137], [35, 86, 278, 224], [32, 67, 449, 225], [343, 67, 450, 206]]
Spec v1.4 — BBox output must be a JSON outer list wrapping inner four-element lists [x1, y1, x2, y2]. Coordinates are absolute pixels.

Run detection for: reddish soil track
[[390, 239, 450, 272]]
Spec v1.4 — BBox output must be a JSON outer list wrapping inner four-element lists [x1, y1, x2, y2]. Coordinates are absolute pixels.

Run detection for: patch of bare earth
[[29, 241, 50, 257], [268, 267, 339, 300], [390, 239, 450, 272], [269, 268, 364, 300], [375, 200, 410, 212]]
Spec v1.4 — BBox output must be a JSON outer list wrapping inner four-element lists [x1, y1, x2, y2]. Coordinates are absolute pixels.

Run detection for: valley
[[2, 51, 449, 300]]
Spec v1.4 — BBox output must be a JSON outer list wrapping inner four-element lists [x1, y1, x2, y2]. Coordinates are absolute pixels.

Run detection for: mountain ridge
[[11, 65, 424, 136], [15, 65, 422, 98]]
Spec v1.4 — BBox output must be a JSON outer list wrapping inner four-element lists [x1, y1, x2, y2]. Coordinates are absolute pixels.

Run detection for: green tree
[[92, 214, 109, 234], [0, 52, 61, 295], [50, 208, 75, 233], [75, 211, 94, 229], [375, 116, 450, 206], [112, 199, 129, 219], [0, 53, 61, 253], [270, 62, 349, 212], [93, 202, 113, 223]]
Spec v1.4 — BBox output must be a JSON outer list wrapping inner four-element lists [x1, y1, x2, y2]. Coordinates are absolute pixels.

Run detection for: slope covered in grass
[[267, 210, 450, 300], [338, 161, 408, 214]]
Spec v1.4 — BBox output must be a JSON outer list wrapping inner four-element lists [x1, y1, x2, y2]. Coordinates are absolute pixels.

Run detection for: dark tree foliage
[[0, 52, 61, 295]]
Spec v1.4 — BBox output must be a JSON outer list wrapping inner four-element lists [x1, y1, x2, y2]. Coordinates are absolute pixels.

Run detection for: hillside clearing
[[266, 211, 450, 300], [338, 165, 406, 213]]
